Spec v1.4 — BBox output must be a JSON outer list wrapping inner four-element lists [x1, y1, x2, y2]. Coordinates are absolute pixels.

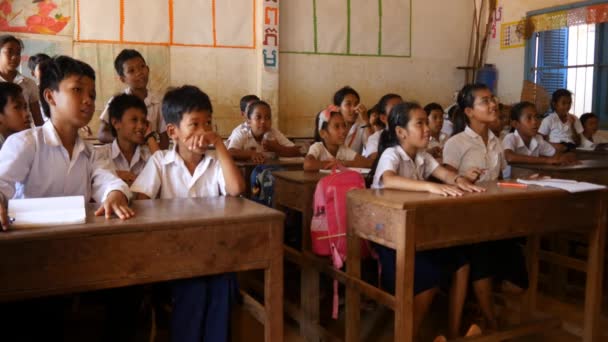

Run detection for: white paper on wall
[[216, 0, 255, 47], [280, 0, 315, 52], [172, 0, 214, 46], [77, 0, 120, 41], [350, 0, 380, 55], [123, 0, 170, 44], [381, 0, 411, 56], [316, 0, 348, 54]]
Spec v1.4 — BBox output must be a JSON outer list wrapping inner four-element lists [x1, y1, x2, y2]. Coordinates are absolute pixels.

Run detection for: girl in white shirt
[[503, 101, 575, 165], [332, 86, 369, 154], [370, 102, 483, 340], [363, 93, 402, 159], [228, 100, 301, 163], [538, 89, 583, 151], [580, 112, 607, 148], [424, 102, 449, 161], [444, 83, 528, 331], [304, 110, 371, 171]]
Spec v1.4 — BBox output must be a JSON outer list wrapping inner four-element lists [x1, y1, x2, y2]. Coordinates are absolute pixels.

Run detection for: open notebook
[[517, 178, 606, 193], [8, 196, 86, 229]]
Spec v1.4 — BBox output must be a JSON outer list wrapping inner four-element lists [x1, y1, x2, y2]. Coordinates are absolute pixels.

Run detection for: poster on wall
[[76, 0, 255, 49], [0, 0, 72, 36], [500, 21, 525, 50], [280, 0, 411, 57], [263, 0, 278, 71]]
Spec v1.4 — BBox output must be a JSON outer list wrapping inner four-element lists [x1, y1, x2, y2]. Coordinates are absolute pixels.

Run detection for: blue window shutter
[[537, 28, 569, 96]]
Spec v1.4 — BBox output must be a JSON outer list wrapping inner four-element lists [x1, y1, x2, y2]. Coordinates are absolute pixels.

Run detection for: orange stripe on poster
[[252, 0, 256, 49], [76, 0, 81, 40], [119, 0, 125, 41]]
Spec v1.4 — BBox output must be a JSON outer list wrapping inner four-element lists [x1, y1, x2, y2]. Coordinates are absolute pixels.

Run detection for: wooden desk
[[346, 183, 607, 341], [237, 158, 305, 196], [0, 197, 284, 342], [511, 159, 608, 185], [575, 149, 608, 161], [273, 170, 327, 341]]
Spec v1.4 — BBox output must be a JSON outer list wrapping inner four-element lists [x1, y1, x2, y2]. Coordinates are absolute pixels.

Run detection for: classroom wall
[[485, 0, 583, 104]]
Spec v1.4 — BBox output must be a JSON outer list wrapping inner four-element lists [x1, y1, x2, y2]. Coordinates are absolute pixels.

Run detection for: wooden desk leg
[[345, 232, 362, 342], [394, 212, 416, 342], [265, 220, 284, 342], [523, 234, 540, 321], [300, 205, 321, 342], [583, 199, 607, 342]]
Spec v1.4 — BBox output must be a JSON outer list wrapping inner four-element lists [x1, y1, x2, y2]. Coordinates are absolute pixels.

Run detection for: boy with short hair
[[131, 85, 245, 342], [0, 55, 134, 230], [0, 82, 30, 149], [97, 49, 169, 149]]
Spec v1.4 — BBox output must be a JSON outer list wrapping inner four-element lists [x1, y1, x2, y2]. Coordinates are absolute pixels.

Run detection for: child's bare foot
[[501, 280, 525, 295], [465, 323, 482, 337], [433, 335, 447, 342]]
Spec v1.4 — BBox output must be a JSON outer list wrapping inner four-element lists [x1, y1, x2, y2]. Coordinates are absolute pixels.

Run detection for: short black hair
[[580, 112, 598, 127], [27, 53, 51, 72], [510, 101, 536, 122], [162, 85, 213, 125], [114, 49, 146, 77], [0, 82, 23, 114], [108, 93, 148, 137], [333, 86, 360, 106], [423, 102, 444, 116], [550, 88, 572, 111], [0, 35, 23, 51], [38, 56, 96, 118], [239, 94, 260, 113], [246, 100, 271, 119]]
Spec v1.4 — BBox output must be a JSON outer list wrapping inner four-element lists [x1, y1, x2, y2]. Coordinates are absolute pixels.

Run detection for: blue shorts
[[373, 244, 468, 295]]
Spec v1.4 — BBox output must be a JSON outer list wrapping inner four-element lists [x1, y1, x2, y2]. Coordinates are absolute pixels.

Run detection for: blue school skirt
[[373, 243, 468, 295]]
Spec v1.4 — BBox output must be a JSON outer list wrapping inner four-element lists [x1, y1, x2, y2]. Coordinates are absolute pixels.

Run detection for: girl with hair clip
[[304, 109, 371, 171], [369, 102, 484, 340], [443, 83, 529, 332]]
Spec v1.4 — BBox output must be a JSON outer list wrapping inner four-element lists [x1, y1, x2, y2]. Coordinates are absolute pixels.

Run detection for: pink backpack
[[310, 166, 371, 319]]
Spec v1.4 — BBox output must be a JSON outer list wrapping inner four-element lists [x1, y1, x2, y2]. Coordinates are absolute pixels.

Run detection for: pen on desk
[[497, 182, 528, 189]]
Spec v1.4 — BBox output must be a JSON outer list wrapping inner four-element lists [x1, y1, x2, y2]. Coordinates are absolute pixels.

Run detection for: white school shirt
[[306, 142, 357, 162], [96, 140, 151, 176], [226, 121, 248, 144], [0, 72, 39, 127], [443, 126, 507, 182], [346, 120, 368, 154], [227, 127, 294, 152], [372, 146, 439, 189], [441, 120, 453, 137], [363, 129, 383, 157], [580, 133, 608, 148], [130, 147, 226, 199], [0, 121, 131, 203], [99, 88, 166, 134], [538, 112, 583, 144], [502, 131, 556, 157], [427, 132, 449, 151]]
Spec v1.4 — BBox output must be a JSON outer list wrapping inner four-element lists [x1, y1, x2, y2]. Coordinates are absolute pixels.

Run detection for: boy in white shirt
[[97, 49, 169, 149], [0, 82, 30, 150], [131, 85, 245, 342], [226, 94, 259, 143], [0, 55, 133, 230], [580, 112, 607, 148]]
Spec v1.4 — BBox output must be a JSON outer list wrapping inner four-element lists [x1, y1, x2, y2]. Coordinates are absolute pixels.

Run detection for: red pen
[[497, 182, 528, 189]]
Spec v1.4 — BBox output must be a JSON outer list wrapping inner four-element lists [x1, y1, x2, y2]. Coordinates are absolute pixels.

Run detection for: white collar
[[42, 121, 90, 158], [111, 139, 142, 166]]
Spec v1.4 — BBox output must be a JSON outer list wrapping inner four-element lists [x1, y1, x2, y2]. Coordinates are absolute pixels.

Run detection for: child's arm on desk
[[303, 155, 338, 171], [342, 154, 373, 168], [208, 133, 245, 196], [228, 148, 265, 163], [263, 139, 302, 157]]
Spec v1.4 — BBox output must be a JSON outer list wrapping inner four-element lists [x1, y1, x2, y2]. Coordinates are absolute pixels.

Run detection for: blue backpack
[[250, 165, 285, 207]]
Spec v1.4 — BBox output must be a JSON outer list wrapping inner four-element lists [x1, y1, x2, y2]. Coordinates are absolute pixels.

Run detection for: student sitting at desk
[[363, 93, 402, 159], [0, 82, 30, 150], [228, 100, 301, 163], [370, 101, 483, 340], [304, 110, 371, 171], [0, 56, 134, 230], [503, 101, 576, 165], [226, 94, 259, 144], [97, 93, 158, 186], [580, 112, 607, 149], [131, 85, 245, 342], [538, 89, 583, 152]]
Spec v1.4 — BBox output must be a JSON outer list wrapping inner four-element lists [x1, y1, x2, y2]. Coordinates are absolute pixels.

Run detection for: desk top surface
[[1, 197, 283, 242], [511, 159, 608, 171], [236, 158, 305, 168], [347, 182, 602, 210], [273, 170, 327, 183]]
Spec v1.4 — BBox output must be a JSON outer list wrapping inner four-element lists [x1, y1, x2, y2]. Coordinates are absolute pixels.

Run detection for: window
[[524, 2, 608, 128]]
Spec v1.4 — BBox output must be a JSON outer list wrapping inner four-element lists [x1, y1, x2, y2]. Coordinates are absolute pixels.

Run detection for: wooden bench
[[0, 197, 285, 342]]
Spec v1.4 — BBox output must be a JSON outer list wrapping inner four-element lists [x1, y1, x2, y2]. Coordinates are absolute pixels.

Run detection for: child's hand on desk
[[322, 159, 340, 170], [251, 152, 265, 164], [116, 170, 137, 186], [556, 153, 578, 165], [463, 167, 486, 183], [454, 176, 486, 193], [95, 190, 135, 220], [262, 139, 281, 152], [426, 183, 464, 197]]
